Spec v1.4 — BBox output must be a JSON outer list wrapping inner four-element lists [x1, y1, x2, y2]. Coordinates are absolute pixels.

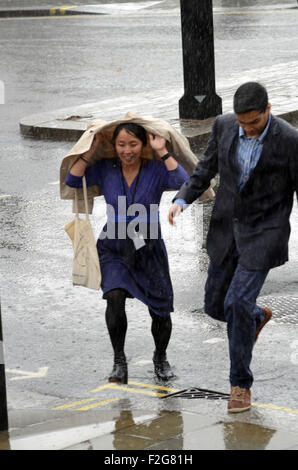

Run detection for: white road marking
[[134, 359, 152, 366], [203, 338, 225, 344], [6, 366, 49, 381]]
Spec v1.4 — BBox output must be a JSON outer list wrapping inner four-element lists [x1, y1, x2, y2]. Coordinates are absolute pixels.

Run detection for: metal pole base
[[0, 303, 8, 432], [0, 365, 8, 432], [179, 93, 222, 120]]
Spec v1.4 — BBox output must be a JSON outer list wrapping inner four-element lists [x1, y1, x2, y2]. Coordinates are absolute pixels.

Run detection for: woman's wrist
[[160, 152, 173, 162], [70, 153, 91, 176], [79, 155, 90, 164], [156, 149, 169, 159], [156, 150, 177, 167]]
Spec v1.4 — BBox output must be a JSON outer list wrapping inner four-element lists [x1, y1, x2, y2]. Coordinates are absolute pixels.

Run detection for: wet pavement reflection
[[221, 421, 275, 450], [1, 404, 298, 450], [0, 432, 10, 450], [97, 409, 184, 451]]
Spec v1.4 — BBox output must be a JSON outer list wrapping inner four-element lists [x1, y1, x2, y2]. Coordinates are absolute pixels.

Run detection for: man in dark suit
[[169, 82, 298, 412]]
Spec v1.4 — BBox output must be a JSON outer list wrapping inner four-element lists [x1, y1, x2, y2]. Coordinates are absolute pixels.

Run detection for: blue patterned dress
[[66, 158, 188, 317]]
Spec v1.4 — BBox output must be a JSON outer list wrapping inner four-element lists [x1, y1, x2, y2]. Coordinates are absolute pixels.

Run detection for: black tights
[[105, 289, 172, 360]]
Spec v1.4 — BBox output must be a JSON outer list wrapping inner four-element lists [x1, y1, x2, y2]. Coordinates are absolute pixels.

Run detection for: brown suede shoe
[[228, 386, 251, 413], [255, 306, 272, 344]]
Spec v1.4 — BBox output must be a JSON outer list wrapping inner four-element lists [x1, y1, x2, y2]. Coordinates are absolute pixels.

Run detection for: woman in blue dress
[[65, 123, 188, 384]]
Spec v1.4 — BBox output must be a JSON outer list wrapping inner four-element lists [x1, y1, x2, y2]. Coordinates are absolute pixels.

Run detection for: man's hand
[[168, 203, 183, 226]]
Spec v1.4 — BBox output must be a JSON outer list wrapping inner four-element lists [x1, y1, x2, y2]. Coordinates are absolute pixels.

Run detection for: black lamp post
[[0, 302, 8, 432], [179, 0, 222, 119]]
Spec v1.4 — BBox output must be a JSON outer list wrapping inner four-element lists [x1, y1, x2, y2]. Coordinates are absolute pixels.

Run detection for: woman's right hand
[[168, 203, 183, 226], [70, 133, 102, 177], [83, 133, 102, 161]]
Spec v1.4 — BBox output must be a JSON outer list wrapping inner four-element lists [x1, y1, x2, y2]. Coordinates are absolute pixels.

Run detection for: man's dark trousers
[[204, 246, 269, 388]]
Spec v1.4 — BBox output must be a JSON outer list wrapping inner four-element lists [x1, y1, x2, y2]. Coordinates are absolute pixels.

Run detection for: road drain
[[161, 388, 229, 400], [259, 295, 298, 324]]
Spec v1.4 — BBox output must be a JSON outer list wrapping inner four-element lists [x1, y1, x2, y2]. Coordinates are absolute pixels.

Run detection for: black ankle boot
[[109, 353, 128, 384], [153, 351, 175, 381]]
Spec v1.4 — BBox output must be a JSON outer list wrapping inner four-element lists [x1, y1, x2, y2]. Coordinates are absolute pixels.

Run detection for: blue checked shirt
[[175, 113, 272, 208], [236, 113, 272, 190]]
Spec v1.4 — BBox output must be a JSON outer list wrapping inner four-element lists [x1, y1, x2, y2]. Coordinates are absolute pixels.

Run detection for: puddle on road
[[1, 407, 297, 450]]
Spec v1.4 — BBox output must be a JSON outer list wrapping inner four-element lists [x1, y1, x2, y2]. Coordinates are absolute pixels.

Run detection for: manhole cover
[[161, 388, 229, 400], [259, 295, 298, 324]]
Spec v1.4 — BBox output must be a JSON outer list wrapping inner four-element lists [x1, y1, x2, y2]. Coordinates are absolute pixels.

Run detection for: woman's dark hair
[[233, 82, 268, 114], [112, 123, 147, 146]]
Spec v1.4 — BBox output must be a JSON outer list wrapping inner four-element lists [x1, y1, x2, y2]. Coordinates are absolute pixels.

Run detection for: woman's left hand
[[148, 133, 168, 158]]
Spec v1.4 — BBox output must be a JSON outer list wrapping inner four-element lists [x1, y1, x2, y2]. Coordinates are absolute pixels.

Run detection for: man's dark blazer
[[174, 113, 298, 270]]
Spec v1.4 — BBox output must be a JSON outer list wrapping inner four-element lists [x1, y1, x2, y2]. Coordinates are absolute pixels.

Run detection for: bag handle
[[74, 175, 89, 220]]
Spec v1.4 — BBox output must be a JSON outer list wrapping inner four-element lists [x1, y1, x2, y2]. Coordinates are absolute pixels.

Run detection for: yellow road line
[[253, 402, 298, 415], [52, 397, 98, 410], [90, 382, 169, 397], [104, 383, 168, 397], [53, 381, 298, 417], [77, 397, 122, 411], [90, 383, 114, 393], [90, 381, 179, 395], [60, 6, 77, 15], [50, 5, 77, 15], [128, 381, 179, 393]]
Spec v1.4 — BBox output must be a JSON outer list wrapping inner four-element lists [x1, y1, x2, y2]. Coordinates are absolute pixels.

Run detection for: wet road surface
[[1, 0, 298, 450]]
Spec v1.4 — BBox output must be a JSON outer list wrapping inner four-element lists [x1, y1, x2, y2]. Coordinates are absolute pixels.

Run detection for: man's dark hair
[[233, 82, 268, 114], [112, 122, 147, 146]]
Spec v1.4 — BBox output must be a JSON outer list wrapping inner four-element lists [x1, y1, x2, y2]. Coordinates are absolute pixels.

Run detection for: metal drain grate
[[259, 295, 298, 324], [161, 388, 229, 400]]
